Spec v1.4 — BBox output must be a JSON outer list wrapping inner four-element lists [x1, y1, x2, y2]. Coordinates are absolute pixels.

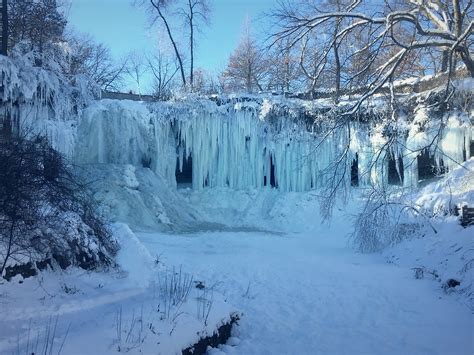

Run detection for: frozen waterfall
[[1, 52, 471, 192], [73, 98, 472, 191]]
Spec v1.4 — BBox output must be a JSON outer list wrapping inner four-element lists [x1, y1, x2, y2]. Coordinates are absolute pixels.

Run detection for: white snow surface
[[137, 191, 472, 355], [1, 158, 473, 354], [0, 221, 234, 355], [111, 223, 155, 288], [415, 158, 474, 215]]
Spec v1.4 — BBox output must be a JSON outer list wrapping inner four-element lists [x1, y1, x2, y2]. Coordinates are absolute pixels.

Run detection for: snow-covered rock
[[416, 158, 474, 215]]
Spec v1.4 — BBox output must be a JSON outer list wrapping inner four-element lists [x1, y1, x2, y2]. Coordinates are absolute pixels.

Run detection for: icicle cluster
[[0, 53, 97, 157], [74, 97, 471, 191], [75, 99, 362, 191], [400, 106, 472, 187], [2, 52, 471, 191]]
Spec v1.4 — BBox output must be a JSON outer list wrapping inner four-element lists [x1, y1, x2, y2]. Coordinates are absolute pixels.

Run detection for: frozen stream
[[138, 225, 472, 355]]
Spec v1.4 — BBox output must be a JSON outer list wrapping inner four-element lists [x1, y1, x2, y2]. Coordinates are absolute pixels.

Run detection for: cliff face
[[1, 55, 472, 191], [73, 96, 471, 191]]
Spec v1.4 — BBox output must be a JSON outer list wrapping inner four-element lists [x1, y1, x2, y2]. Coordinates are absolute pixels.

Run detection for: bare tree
[[8, 0, 66, 55], [222, 20, 268, 93], [266, 37, 303, 93], [125, 53, 147, 97], [271, 0, 474, 108], [149, 0, 187, 87], [146, 50, 179, 100], [67, 34, 126, 91], [191, 67, 220, 94], [183, 0, 210, 90], [267, 0, 474, 233], [145, 0, 210, 90]]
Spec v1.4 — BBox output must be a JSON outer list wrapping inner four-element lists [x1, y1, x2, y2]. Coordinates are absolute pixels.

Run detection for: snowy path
[[138, 227, 473, 355]]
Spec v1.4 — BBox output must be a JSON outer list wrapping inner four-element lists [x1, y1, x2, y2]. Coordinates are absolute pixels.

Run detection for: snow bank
[[181, 187, 330, 233], [416, 158, 474, 215], [111, 223, 154, 287], [0, 246, 236, 355], [382, 157, 474, 307], [383, 220, 473, 307]]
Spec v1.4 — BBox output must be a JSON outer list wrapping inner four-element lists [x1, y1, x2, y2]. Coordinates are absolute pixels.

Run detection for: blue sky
[[68, 0, 275, 76]]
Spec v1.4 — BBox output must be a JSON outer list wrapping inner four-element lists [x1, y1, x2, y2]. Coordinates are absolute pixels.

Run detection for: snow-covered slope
[[415, 158, 474, 215], [0, 222, 235, 355], [77, 164, 205, 231], [383, 158, 474, 308]]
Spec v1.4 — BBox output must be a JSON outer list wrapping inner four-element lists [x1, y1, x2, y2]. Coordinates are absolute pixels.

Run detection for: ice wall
[[75, 99, 361, 191], [72, 96, 472, 191], [402, 107, 472, 187], [2, 51, 471, 191]]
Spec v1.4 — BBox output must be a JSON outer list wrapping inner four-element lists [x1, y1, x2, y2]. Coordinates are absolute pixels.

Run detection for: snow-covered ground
[[1, 161, 473, 354], [0, 222, 235, 354], [137, 189, 472, 355], [138, 228, 471, 355]]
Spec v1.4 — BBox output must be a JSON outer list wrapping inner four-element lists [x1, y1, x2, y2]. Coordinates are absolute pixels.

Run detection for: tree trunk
[[151, 0, 186, 87], [285, 47, 290, 92], [1, 0, 8, 56], [333, 14, 342, 104], [0, 219, 16, 276], [188, 0, 194, 91], [459, 48, 474, 78], [453, 0, 462, 37], [441, 50, 449, 72], [333, 41, 341, 104]]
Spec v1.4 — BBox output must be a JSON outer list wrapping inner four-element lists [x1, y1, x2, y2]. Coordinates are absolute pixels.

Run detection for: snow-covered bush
[[0, 133, 118, 279], [350, 187, 427, 252], [352, 158, 474, 253], [0, 47, 101, 160]]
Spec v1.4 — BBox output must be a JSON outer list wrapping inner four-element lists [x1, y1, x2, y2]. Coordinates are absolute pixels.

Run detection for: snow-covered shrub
[[350, 188, 426, 252], [353, 159, 474, 253], [0, 44, 99, 132], [0, 133, 118, 279]]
